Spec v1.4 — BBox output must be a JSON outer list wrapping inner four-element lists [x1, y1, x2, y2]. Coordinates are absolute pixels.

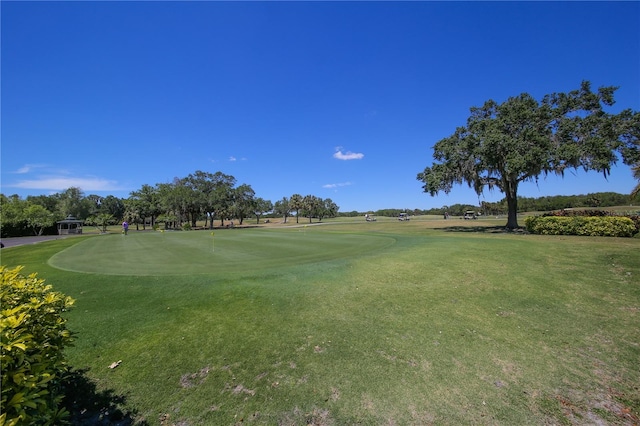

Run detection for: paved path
[[1, 235, 83, 248]]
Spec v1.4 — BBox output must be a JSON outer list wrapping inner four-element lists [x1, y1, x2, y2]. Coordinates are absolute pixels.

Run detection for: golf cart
[[463, 211, 477, 220], [365, 214, 377, 222], [398, 213, 410, 221]]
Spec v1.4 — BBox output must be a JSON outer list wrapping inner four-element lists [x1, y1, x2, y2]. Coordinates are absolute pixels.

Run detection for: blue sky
[[2, 2, 639, 212]]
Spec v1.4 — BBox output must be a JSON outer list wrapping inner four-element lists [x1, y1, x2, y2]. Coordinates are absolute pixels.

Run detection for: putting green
[[48, 228, 396, 276]]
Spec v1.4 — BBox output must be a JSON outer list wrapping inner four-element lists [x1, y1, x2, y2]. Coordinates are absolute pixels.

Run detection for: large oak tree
[[417, 81, 639, 229]]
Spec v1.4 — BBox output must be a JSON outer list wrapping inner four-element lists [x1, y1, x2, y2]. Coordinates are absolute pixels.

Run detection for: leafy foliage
[[0, 195, 56, 238], [253, 198, 273, 224], [274, 197, 291, 223], [632, 163, 640, 200], [83, 213, 116, 233], [418, 81, 640, 229], [524, 216, 636, 237], [299, 195, 338, 223], [1, 266, 75, 426]]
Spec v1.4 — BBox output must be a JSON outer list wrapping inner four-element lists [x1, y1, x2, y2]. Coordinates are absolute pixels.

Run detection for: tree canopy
[[1, 168, 343, 236], [631, 163, 640, 200], [417, 81, 640, 229]]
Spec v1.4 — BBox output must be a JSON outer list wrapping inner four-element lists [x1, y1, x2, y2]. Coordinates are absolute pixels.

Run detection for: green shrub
[[525, 216, 635, 237], [627, 215, 640, 236], [1, 266, 75, 426], [181, 222, 192, 231]]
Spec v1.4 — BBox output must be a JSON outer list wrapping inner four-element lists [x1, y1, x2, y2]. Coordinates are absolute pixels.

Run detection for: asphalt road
[[1, 235, 83, 248]]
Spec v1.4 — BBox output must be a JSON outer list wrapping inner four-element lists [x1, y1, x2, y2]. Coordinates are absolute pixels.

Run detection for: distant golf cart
[[463, 211, 477, 220], [365, 214, 377, 222], [398, 213, 410, 221]]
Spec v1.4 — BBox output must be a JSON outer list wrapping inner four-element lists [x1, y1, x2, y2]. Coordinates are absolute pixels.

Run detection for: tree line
[[2, 178, 638, 238], [0, 170, 339, 237], [335, 191, 638, 219]]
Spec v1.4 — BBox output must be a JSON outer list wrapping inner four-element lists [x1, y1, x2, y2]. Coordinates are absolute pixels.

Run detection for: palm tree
[[289, 194, 303, 223]]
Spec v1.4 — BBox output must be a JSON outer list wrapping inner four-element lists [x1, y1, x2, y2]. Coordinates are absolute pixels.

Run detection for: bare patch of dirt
[[305, 408, 333, 426], [553, 390, 639, 425], [329, 387, 340, 402], [179, 366, 211, 388], [159, 413, 190, 425], [492, 357, 522, 381], [362, 394, 376, 411], [377, 349, 397, 362], [409, 404, 436, 424], [278, 406, 334, 426], [229, 384, 255, 396]]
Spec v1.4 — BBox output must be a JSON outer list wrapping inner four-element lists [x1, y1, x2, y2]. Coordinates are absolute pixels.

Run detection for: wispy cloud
[[333, 147, 364, 161], [12, 164, 47, 174], [323, 182, 353, 189], [4, 164, 126, 193], [229, 156, 237, 162], [9, 176, 124, 192]]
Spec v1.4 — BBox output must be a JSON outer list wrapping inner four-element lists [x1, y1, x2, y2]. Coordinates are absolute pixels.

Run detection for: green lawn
[[2, 220, 639, 425], [48, 227, 395, 275]]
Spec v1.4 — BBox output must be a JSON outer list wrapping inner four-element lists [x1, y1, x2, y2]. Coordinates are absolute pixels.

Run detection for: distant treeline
[[338, 192, 639, 218]]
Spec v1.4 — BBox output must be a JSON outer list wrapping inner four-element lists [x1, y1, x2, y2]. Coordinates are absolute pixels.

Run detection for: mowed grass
[[48, 227, 395, 275], [2, 220, 639, 425]]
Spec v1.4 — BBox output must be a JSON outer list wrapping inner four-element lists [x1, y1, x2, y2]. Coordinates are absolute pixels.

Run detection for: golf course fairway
[[48, 228, 396, 275]]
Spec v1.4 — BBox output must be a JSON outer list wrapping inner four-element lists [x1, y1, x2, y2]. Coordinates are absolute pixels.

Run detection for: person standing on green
[[122, 221, 129, 235]]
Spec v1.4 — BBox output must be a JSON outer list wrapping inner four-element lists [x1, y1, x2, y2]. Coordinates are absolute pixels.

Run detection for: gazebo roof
[[57, 215, 83, 224]]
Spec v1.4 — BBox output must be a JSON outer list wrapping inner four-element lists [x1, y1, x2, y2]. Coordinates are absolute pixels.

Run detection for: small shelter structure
[[57, 215, 83, 235]]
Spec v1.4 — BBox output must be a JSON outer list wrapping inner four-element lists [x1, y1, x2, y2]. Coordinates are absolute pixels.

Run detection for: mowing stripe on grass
[[48, 228, 396, 276]]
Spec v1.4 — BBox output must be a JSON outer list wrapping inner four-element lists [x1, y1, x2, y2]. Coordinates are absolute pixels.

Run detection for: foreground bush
[[525, 216, 636, 237], [627, 214, 640, 236], [1, 266, 75, 426]]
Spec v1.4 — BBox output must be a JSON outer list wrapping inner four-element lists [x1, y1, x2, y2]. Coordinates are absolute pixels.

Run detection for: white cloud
[[229, 156, 237, 162], [10, 177, 124, 192], [323, 182, 353, 189], [333, 147, 364, 161], [13, 164, 46, 174]]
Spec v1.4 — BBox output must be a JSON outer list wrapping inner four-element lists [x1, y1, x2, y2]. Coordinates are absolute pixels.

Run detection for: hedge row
[[540, 209, 617, 217], [1, 266, 75, 426], [525, 216, 637, 237]]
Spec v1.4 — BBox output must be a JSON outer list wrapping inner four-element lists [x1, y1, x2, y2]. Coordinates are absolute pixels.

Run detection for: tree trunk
[[504, 178, 519, 229]]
